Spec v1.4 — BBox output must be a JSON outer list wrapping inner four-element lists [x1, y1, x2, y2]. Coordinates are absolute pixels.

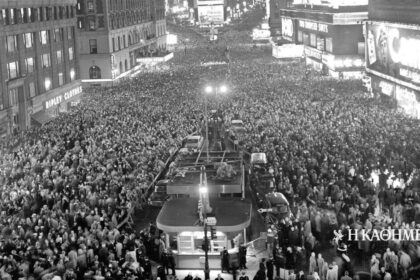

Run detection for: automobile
[[148, 179, 170, 207], [183, 135, 204, 152]]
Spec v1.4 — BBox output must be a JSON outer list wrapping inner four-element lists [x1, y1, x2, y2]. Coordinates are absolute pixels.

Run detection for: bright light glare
[[219, 85, 228, 93], [205, 86, 213, 94], [200, 187, 208, 193]]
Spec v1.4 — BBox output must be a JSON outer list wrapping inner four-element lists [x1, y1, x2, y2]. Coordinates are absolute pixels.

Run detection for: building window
[[89, 18, 96, 30], [112, 38, 116, 52], [40, 30, 49, 45], [69, 47, 74, 60], [25, 57, 34, 73], [10, 8, 16, 24], [297, 31, 303, 43], [56, 50, 63, 64], [78, 18, 84, 29], [317, 37, 325, 51], [310, 33, 316, 47], [118, 36, 121, 50], [44, 77, 52, 91], [9, 88, 18, 106], [58, 73, 64, 86], [70, 68, 76, 81], [68, 27, 74, 40], [303, 32, 309, 45], [23, 33, 33, 48], [54, 28, 63, 42], [41, 53, 51, 68], [123, 35, 126, 48], [88, 0, 95, 12], [97, 0, 104, 13], [89, 39, 98, 54], [98, 16, 104, 28], [6, 35, 17, 52], [29, 82, 36, 98], [325, 37, 333, 53], [89, 66, 101, 79], [1, 9, 8, 25], [7, 61, 19, 80]]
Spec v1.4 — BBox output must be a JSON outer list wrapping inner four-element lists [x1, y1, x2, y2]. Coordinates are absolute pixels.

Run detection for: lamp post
[[204, 85, 228, 161], [200, 166, 211, 280]]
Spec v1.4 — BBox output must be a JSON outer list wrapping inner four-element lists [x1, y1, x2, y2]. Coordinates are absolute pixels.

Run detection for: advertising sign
[[44, 86, 83, 110], [371, 77, 395, 97], [198, 5, 224, 24], [366, 22, 420, 88], [304, 46, 322, 61], [281, 18, 294, 40], [299, 20, 329, 33]]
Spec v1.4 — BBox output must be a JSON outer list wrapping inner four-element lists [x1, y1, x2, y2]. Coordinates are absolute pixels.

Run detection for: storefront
[[366, 21, 420, 119], [297, 19, 365, 75], [31, 81, 83, 125], [157, 198, 252, 269]]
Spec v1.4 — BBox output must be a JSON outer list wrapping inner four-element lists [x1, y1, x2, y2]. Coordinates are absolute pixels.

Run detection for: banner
[[198, 5, 224, 24], [366, 22, 420, 88]]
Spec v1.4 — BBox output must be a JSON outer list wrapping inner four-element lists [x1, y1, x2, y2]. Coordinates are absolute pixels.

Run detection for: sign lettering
[[304, 46, 322, 60], [299, 20, 328, 33], [45, 86, 82, 109]]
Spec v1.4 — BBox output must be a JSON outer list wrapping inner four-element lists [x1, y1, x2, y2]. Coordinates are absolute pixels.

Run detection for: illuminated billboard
[[366, 22, 420, 88], [198, 5, 224, 24], [281, 18, 294, 40]]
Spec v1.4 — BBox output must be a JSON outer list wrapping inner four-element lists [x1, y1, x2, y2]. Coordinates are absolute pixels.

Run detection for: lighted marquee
[[198, 5, 224, 24], [366, 22, 420, 88], [293, 0, 368, 6]]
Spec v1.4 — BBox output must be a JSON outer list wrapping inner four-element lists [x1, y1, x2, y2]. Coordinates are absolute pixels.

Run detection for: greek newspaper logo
[[342, 229, 420, 242]]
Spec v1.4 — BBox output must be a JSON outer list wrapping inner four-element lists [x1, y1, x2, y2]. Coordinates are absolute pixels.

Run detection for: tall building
[[365, 0, 420, 119], [0, 0, 81, 137], [76, 0, 167, 83], [273, 0, 367, 78]]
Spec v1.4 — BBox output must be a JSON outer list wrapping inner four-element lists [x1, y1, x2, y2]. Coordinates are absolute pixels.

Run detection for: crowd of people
[[1, 6, 420, 280]]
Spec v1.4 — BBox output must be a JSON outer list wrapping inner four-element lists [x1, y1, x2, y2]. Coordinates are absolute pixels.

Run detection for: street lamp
[[199, 166, 211, 280], [203, 85, 228, 161]]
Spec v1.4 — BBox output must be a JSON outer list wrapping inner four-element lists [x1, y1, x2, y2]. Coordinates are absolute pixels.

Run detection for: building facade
[[76, 0, 167, 83], [365, 0, 420, 119], [275, 0, 367, 78], [0, 0, 81, 137]]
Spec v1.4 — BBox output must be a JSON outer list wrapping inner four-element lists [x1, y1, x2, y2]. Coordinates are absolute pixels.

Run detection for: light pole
[[200, 166, 211, 280], [204, 85, 228, 161]]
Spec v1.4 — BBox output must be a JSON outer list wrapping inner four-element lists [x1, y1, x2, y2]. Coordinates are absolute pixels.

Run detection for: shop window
[[40, 30, 49, 45], [69, 47, 74, 61], [41, 53, 51, 68], [7, 61, 19, 80], [317, 37, 325, 51], [89, 39, 97, 54], [25, 57, 34, 73], [89, 66, 101, 79], [29, 82, 36, 98], [6, 35, 17, 52], [310, 33, 316, 47], [23, 33, 33, 48], [58, 73, 64, 86]]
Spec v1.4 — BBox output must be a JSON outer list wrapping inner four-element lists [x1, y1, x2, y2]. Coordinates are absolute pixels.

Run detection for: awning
[[157, 198, 252, 233], [31, 110, 56, 126]]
